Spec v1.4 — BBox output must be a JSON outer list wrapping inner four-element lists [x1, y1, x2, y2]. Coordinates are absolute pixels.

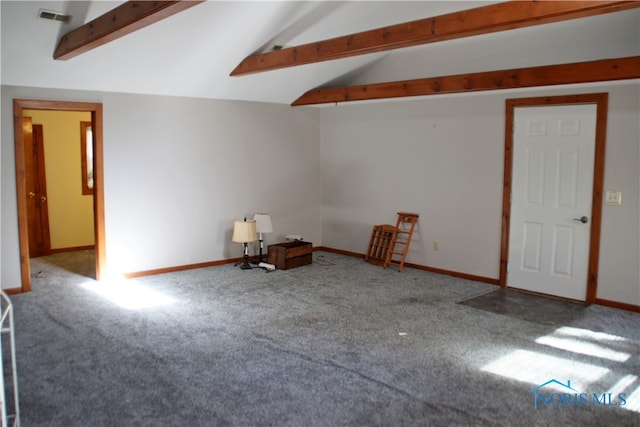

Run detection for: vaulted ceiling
[[2, 1, 639, 106]]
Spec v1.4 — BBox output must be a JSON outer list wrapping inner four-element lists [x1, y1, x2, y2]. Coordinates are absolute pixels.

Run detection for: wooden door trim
[[13, 99, 106, 291], [500, 93, 608, 304]]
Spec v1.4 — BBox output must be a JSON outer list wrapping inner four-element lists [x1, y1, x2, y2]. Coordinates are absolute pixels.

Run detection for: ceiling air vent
[[38, 9, 72, 24]]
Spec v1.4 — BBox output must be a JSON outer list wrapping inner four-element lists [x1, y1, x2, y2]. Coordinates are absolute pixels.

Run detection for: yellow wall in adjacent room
[[25, 110, 94, 250]]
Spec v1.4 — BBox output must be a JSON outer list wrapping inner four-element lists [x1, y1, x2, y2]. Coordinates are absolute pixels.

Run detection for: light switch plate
[[605, 190, 622, 205]]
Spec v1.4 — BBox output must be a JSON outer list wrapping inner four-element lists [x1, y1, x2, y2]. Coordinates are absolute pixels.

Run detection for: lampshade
[[232, 220, 257, 243], [253, 213, 273, 234]]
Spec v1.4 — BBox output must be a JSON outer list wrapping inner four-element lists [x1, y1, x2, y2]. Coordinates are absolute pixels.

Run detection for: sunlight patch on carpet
[[81, 277, 176, 309], [481, 325, 640, 414], [621, 383, 640, 413], [608, 375, 640, 413], [535, 327, 631, 362], [481, 349, 609, 388]]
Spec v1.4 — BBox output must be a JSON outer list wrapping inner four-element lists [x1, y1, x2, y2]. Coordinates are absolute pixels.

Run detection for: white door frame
[[500, 93, 608, 304]]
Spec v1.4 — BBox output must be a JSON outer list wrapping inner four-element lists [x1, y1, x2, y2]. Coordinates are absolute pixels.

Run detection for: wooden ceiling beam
[[232, 1, 640, 76], [291, 56, 640, 106], [54, 1, 204, 60]]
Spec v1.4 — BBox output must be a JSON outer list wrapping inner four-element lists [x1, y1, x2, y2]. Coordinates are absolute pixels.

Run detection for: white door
[[508, 104, 597, 301]]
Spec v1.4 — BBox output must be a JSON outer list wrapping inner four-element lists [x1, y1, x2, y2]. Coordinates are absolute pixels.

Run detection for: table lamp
[[232, 218, 257, 269]]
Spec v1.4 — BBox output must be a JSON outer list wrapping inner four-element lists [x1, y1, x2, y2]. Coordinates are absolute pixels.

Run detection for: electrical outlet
[[433, 241, 440, 251], [605, 190, 622, 205]]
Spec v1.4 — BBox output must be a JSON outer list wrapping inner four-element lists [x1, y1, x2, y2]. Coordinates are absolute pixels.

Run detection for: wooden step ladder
[[384, 212, 419, 272]]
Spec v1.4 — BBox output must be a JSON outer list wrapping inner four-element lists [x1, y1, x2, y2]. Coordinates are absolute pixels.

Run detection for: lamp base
[[236, 242, 255, 270], [235, 258, 254, 269], [251, 238, 266, 264], [238, 260, 253, 270]]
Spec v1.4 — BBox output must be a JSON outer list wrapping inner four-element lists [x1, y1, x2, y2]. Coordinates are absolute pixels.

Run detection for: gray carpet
[[5, 250, 640, 426]]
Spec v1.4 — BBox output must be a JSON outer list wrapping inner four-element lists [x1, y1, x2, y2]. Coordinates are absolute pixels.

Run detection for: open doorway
[[13, 99, 105, 292]]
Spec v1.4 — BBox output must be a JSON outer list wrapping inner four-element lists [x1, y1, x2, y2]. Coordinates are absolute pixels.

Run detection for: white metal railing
[[0, 291, 20, 427]]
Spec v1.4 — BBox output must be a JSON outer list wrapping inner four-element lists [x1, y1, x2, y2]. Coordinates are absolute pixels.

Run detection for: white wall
[[101, 93, 321, 275], [320, 83, 640, 305], [321, 93, 504, 278], [597, 85, 640, 304], [2, 87, 321, 284]]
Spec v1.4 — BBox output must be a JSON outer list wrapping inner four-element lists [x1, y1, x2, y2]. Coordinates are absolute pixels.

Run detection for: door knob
[[573, 216, 589, 224], [40, 196, 47, 203], [28, 192, 36, 198]]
